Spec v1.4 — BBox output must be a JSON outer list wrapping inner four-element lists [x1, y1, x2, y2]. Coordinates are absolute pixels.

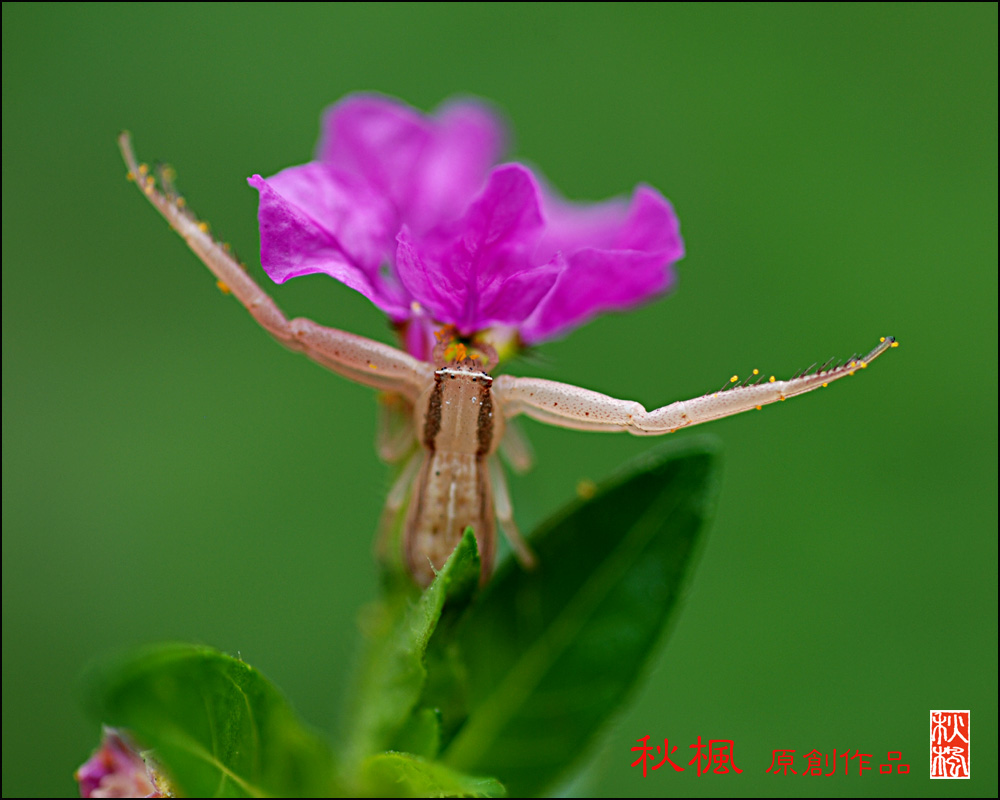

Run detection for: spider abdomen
[[404, 450, 495, 585]]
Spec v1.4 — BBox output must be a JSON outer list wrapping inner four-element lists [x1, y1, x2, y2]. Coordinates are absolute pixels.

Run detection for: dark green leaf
[[442, 437, 720, 796], [85, 643, 338, 797], [342, 530, 480, 766], [415, 637, 471, 749], [360, 752, 505, 798]]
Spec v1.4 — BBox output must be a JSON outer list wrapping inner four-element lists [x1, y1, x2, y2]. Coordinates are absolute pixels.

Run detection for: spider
[[119, 132, 896, 586]]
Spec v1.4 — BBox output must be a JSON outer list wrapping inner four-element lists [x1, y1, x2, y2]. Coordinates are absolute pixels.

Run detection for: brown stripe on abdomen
[[476, 384, 494, 456], [422, 374, 443, 450]]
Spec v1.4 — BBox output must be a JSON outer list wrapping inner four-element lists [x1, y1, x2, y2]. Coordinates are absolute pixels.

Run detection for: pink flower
[[250, 94, 683, 360], [75, 728, 169, 798]]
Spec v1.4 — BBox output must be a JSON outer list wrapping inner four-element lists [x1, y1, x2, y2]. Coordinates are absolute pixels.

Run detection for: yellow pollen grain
[[176, 197, 186, 208], [198, 221, 209, 233], [880, 337, 886, 343], [753, 369, 759, 375], [849, 370, 856, 376], [769, 376, 776, 383], [145, 175, 155, 188], [138, 163, 149, 176], [369, 363, 378, 370], [891, 341, 899, 348], [822, 382, 828, 387], [780, 396, 786, 401], [216, 280, 231, 294], [730, 375, 738, 383], [755, 405, 762, 411], [860, 361, 868, 368], [126, 171, 135, 182]]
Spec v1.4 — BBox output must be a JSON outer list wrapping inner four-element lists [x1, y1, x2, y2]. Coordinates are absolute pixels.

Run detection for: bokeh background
[[3, 4, 996, 797]]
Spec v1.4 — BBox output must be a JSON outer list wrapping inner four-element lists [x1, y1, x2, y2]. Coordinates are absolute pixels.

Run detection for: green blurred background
[[3, 3, 996, 797]]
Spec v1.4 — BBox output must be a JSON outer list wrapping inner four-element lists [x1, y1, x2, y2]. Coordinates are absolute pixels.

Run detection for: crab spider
[[119, 133, 896, 586]]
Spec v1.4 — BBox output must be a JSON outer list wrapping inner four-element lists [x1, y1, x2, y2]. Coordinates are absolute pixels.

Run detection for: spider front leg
[[118, 132, 433, 400], [494, 337, 897, 435]]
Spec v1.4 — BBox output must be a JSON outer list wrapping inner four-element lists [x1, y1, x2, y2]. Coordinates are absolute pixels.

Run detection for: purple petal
[[249, 170, 410, 319], [396, 165, 559, 333], [613, 186, 685, 253], [395, 230, 459, 321], [261, 162, 396, 274], [521, 187, 683, 342], [397, 232, 563, 334], [76, 728, 165, 798], [521, 248, 678, 342], [475, 254, 565, 329], [316, 93, 506, 232], [405, 101, 507, 232], [536, 194, 630, 259], [538, 184, 682, 259], [249, 95, 685, 357], [316, 95, 429, 212]]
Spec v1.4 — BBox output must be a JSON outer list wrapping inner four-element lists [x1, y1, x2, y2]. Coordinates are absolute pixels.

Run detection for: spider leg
[[494, 337, 897, 435], [498, 417, 534, 474], [488, 456, 536, 569], [375, 450, 423, 561], [376, 392, 417, 464], [119, 132, 432, 400]]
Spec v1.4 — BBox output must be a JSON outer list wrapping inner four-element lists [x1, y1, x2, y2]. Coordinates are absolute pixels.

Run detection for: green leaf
[[342, 529, 480, 767], [391, 707, 442, 759], [360, 752, 505, 798], [442, 437, 721, 796], [85, 643, 338, 797]]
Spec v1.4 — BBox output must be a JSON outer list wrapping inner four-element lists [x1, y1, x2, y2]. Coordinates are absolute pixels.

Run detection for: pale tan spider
[[119, 133, 896, 586]]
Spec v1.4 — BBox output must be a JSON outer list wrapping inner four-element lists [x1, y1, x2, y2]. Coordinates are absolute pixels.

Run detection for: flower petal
[[316, 93, 506, 232], [261, 162, 396, 273], [536, 194, 630, 259], [613, 185, 685, 254], [76, 728, 167, 798], [395, 230, 458, 321], [521, 248, 677, 343], [475, 254, 565, 329], [249, 169, 410, 319], [405, 100, 507, 232], [396, 164, 558, 333], [397, 232, 563, 334], [538, 184, 682, 259], [249, 95, 685, 358], [521, 187, 683, 342], [315, 94, 428, 212]]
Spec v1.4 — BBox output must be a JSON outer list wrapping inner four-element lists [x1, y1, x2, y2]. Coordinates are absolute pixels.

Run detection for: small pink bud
[[75, 727, 170, 798]]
